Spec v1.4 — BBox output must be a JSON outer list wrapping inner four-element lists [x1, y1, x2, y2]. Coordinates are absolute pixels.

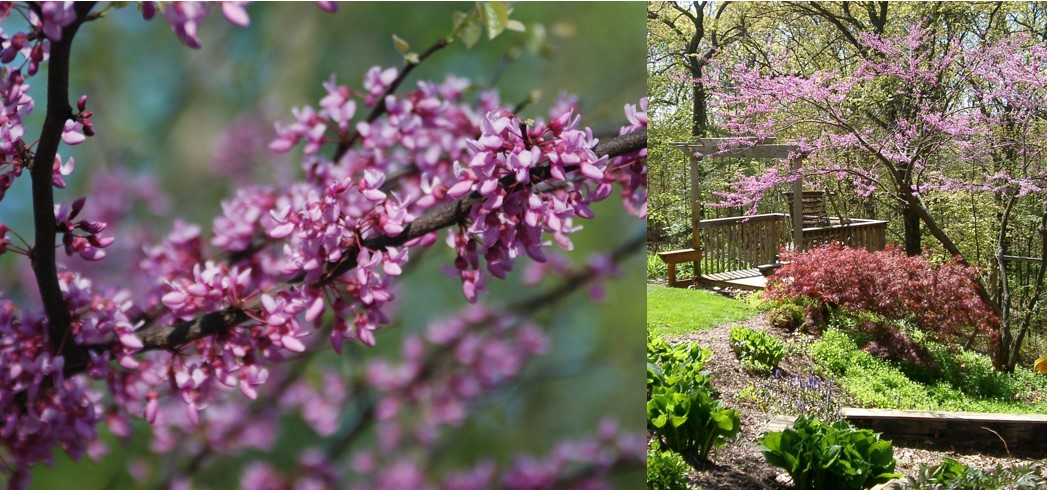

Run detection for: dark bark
[[28, 2, 97, 358]]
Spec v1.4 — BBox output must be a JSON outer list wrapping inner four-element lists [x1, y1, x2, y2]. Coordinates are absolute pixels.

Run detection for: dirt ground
[[659, 298, 1044, 489]]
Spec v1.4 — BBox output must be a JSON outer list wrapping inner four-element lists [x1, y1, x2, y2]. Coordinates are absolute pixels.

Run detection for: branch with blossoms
[[152, 232, 645, 488], [0, 2, 646, 488], [63, 129, 644, 371]]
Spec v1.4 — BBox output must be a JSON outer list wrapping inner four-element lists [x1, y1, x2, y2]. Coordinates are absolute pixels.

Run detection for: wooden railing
[[801, 218, 888, 252], [696, 213, 789, 274], [695, 215, 889, 277]]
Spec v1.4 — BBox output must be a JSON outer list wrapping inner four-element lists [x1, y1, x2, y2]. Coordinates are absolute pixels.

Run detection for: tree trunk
[[692, 79, 708, 138], [902, 204, 921, 256]]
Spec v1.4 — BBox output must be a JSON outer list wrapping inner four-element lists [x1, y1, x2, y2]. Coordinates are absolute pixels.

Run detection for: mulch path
[[657, 290, 1043, 489]]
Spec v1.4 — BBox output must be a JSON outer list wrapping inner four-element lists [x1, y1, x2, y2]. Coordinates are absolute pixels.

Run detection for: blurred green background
[[14, 2, 646, 488]]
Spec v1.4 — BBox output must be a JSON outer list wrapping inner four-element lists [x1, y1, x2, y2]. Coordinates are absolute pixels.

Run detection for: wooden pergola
[[658, 138, 888, 290]]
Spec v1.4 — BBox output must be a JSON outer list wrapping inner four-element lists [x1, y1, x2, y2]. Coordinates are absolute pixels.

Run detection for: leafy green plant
[[646, 335, 739, 469], [648, 382, 740, 469], [759, 416, 902, 490], [647, 335, 711, 392], [646, 440, 690, 490], [905, 458, 1047, 490], [729, 326, 786, 373]]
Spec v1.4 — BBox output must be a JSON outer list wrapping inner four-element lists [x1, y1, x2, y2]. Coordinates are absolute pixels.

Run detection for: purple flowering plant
[[0, 2, 646, 489]]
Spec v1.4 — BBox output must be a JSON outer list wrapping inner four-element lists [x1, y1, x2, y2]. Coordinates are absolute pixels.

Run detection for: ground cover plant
[[905, 458, 1047, 490], [646, 284, 755, 337], [646, 440, 690, 490], [0, 2, 646, 488], [808, 325, 1047, 414]]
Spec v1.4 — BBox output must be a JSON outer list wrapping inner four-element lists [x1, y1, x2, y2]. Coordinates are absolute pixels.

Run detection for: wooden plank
[[672, 142, 799, 159], [657, 249, 701, 263], [790, 158, 804, 251], [843, 408, 1047, 456], [1003, 255, 1045, 264], [843, 408, 1047, 423], [697, 213, 788, 228], [690, 153, 701, 250], [764, 415, 797, 434]]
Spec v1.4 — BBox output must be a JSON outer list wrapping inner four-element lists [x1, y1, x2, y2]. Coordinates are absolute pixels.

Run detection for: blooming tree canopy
[[708, 19, 1047, 370]]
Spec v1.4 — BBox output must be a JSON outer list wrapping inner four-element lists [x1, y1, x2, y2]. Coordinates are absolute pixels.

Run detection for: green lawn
[[646, 284, 756, 337]]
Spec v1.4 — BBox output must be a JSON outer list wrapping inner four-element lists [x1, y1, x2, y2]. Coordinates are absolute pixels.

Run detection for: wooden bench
[[657, 249, 701, 287]]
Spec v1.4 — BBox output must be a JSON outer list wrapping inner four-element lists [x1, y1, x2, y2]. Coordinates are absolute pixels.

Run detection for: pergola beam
[[671, 138, 799, 159], [671, 137, 805, 252]]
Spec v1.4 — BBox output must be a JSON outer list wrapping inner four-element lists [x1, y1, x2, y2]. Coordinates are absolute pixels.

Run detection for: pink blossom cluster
[[140, 1, 251, 49], [612, 97, 648, 218], [0, 4, 646, 487], [708, 24, 1047, 210], [443, 109, 613, 301], [0, 270, 156, 489]]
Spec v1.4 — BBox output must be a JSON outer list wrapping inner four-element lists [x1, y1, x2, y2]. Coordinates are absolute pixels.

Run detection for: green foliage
[[808, 327, 1047, 413], [646, 284, 755, 337], [768, 301, 806, 331], [647, 192, 693, 249], [759, 416, 902, 490], [729, 326, 786, 373], [646, 441, 690, 490], [450, 2, 523, 48], [646, 336, 739, 468], [647, 385, 741, 467], [906, 458, 1047, 490], [647, 253, 668, 280], [647, 334, 711, 392]]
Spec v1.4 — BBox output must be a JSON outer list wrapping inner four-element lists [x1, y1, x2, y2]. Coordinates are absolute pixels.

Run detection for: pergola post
[[790, 156, 804, 251], [690, 153, 702, 249]]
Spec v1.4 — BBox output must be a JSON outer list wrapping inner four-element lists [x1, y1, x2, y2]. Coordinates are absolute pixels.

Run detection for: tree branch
[[64, 128, 645, 375], [332, 38, 449, 162], [29, 2, 96, 357]]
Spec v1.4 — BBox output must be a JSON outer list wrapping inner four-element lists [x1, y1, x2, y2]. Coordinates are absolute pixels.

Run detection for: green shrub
[[646, 441, 690, 490], [769, 301, 806, 331], [759, 416, 901, 490], [729, 326, 786, 373], [905, 458, 1047, 490]]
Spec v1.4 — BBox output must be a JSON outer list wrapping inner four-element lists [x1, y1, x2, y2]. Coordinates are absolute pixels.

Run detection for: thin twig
[[333, 38, 450, 162]]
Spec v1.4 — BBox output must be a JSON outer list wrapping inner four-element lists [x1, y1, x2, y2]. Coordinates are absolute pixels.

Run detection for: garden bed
[[660, 306, 1046, 489]]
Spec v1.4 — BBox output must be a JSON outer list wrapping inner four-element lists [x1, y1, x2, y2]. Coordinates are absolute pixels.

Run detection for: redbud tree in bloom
[[706, 24, 1047, 371], [0, 2, 647, 488]]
